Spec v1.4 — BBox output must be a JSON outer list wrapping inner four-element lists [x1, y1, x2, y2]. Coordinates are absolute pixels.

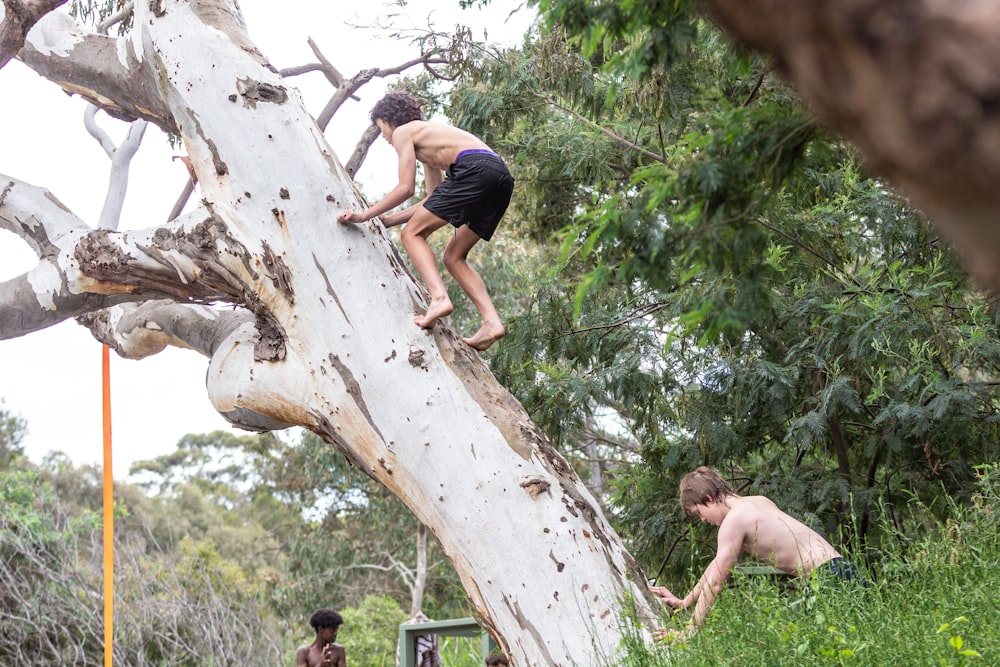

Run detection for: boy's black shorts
[[423, 150, 514, 241]]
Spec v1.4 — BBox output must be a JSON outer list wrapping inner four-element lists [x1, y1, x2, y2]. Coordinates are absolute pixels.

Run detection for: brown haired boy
[[650, 466, 861, 640]]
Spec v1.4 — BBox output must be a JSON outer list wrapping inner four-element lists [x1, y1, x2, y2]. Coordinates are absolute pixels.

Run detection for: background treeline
[[0, 411, 453, 665], [3, 408, 998, 665], [4, 0, 1000, 664]]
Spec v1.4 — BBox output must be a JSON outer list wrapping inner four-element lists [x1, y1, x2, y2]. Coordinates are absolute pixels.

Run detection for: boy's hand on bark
[[649, 585, 684, 608], [337, 210, 366, 223]]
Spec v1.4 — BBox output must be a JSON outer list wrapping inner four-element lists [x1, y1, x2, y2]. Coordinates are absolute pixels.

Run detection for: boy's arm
[[649, 584, 685, 608], [382, 161, 442, 227], [295, 646, 308, 667], [686, 520, 743, 629], [338, 126, 418, 223], [381, 197, 426, 227]]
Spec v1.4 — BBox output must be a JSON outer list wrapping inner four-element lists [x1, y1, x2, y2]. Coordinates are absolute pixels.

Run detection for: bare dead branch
[[167, 177, 196, 222], [316, 52, 447, 131], [168, 156, 198, 221], [278, 38, 361, 103], [345, 123, 380, 177], [307, 35, 347, 86], [96, 0, 132, 35]]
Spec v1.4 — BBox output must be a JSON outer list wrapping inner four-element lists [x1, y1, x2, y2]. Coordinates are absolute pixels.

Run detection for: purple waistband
[[457, 148, 499, 162]]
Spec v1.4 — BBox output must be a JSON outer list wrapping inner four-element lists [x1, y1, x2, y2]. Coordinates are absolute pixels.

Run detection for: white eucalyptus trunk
[[1, 2, 657, 664]]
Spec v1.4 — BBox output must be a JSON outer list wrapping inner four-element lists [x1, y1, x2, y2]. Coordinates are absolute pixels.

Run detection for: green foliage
[[0, 399, 26, 468], [443, 0, 1000, 588], [337, 595, 409, 666], [0, 459, 284, 666], [0, 466, 105, 658], [128, 428, 469, 626], [532, 0, 702, 77]]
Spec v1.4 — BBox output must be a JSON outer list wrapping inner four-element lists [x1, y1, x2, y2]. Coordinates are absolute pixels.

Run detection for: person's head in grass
[[679, 466, 738, 516]]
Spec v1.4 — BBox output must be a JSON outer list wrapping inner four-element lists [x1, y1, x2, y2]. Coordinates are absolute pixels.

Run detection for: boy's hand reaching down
[[649, 585, 685, 608]]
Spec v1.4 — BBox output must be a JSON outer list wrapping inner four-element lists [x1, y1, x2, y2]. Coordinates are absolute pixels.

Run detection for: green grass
[[437, 635, 492, 666], [614, 466, 1000, 666]]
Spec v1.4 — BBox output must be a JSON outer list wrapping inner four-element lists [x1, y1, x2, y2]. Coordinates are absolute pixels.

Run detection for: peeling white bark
[[20, 9, 173, 128], [2, 2, 658, 663], [0, 0, 67, 70]]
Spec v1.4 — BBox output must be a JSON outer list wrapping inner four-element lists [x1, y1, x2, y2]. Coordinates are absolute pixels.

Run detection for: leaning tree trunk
[[1, 2, 656, 664], [706, 0, 1000, 294]]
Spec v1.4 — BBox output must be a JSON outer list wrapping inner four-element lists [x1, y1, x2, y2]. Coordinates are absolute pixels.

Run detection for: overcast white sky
[[0, 1, 533, 474]]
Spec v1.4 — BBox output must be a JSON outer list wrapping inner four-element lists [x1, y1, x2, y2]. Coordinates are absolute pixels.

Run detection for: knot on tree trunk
[[236, 77, 288, 108], [520, 476, 551, 499]]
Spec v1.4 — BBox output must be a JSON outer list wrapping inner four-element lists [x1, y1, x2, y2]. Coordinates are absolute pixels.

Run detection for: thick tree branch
[[0, 175, 283, 342], [0, 0, 67, 70], [18, 9, 174, 129], [77, 299, 294, 432], [0, 173, 88, 255], [82, 299, 250, 360]]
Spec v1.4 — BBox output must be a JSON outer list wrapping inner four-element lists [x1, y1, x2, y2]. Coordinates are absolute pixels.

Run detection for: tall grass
[[614, 465, 1000, 666]]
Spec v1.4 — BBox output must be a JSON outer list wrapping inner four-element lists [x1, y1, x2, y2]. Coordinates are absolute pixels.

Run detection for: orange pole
[[102, 345, 114, 667]]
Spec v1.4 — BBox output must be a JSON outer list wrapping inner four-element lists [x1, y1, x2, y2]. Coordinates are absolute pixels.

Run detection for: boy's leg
[[443, 225, 505, 351], [400, 207, 453, 328]]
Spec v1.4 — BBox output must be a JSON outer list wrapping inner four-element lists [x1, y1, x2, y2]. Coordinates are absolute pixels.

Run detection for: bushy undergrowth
[[615, 465, 1000, 666]]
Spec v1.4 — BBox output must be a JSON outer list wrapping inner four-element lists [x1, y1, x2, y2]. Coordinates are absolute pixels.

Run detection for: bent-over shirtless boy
[[650, 467, 861, 640], [338, 91, 514, 351]]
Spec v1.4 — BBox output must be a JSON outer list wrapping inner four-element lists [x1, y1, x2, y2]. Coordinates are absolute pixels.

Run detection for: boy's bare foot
[[415, 298, 453, 329], [463, 322, 506, 351]]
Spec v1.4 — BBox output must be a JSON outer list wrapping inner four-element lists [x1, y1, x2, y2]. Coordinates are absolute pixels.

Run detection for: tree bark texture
[[707, 0, 1000, 293], [0, 0, 68, 70], [0, 2, 656, 663]]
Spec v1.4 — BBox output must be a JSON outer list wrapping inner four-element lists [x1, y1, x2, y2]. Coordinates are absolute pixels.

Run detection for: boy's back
[[721, 495, 841, 575], [392, 120, 490, 170]]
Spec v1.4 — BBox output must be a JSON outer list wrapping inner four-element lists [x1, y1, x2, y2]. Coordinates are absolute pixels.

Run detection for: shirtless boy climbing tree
[[338, 91, 515, 351]]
